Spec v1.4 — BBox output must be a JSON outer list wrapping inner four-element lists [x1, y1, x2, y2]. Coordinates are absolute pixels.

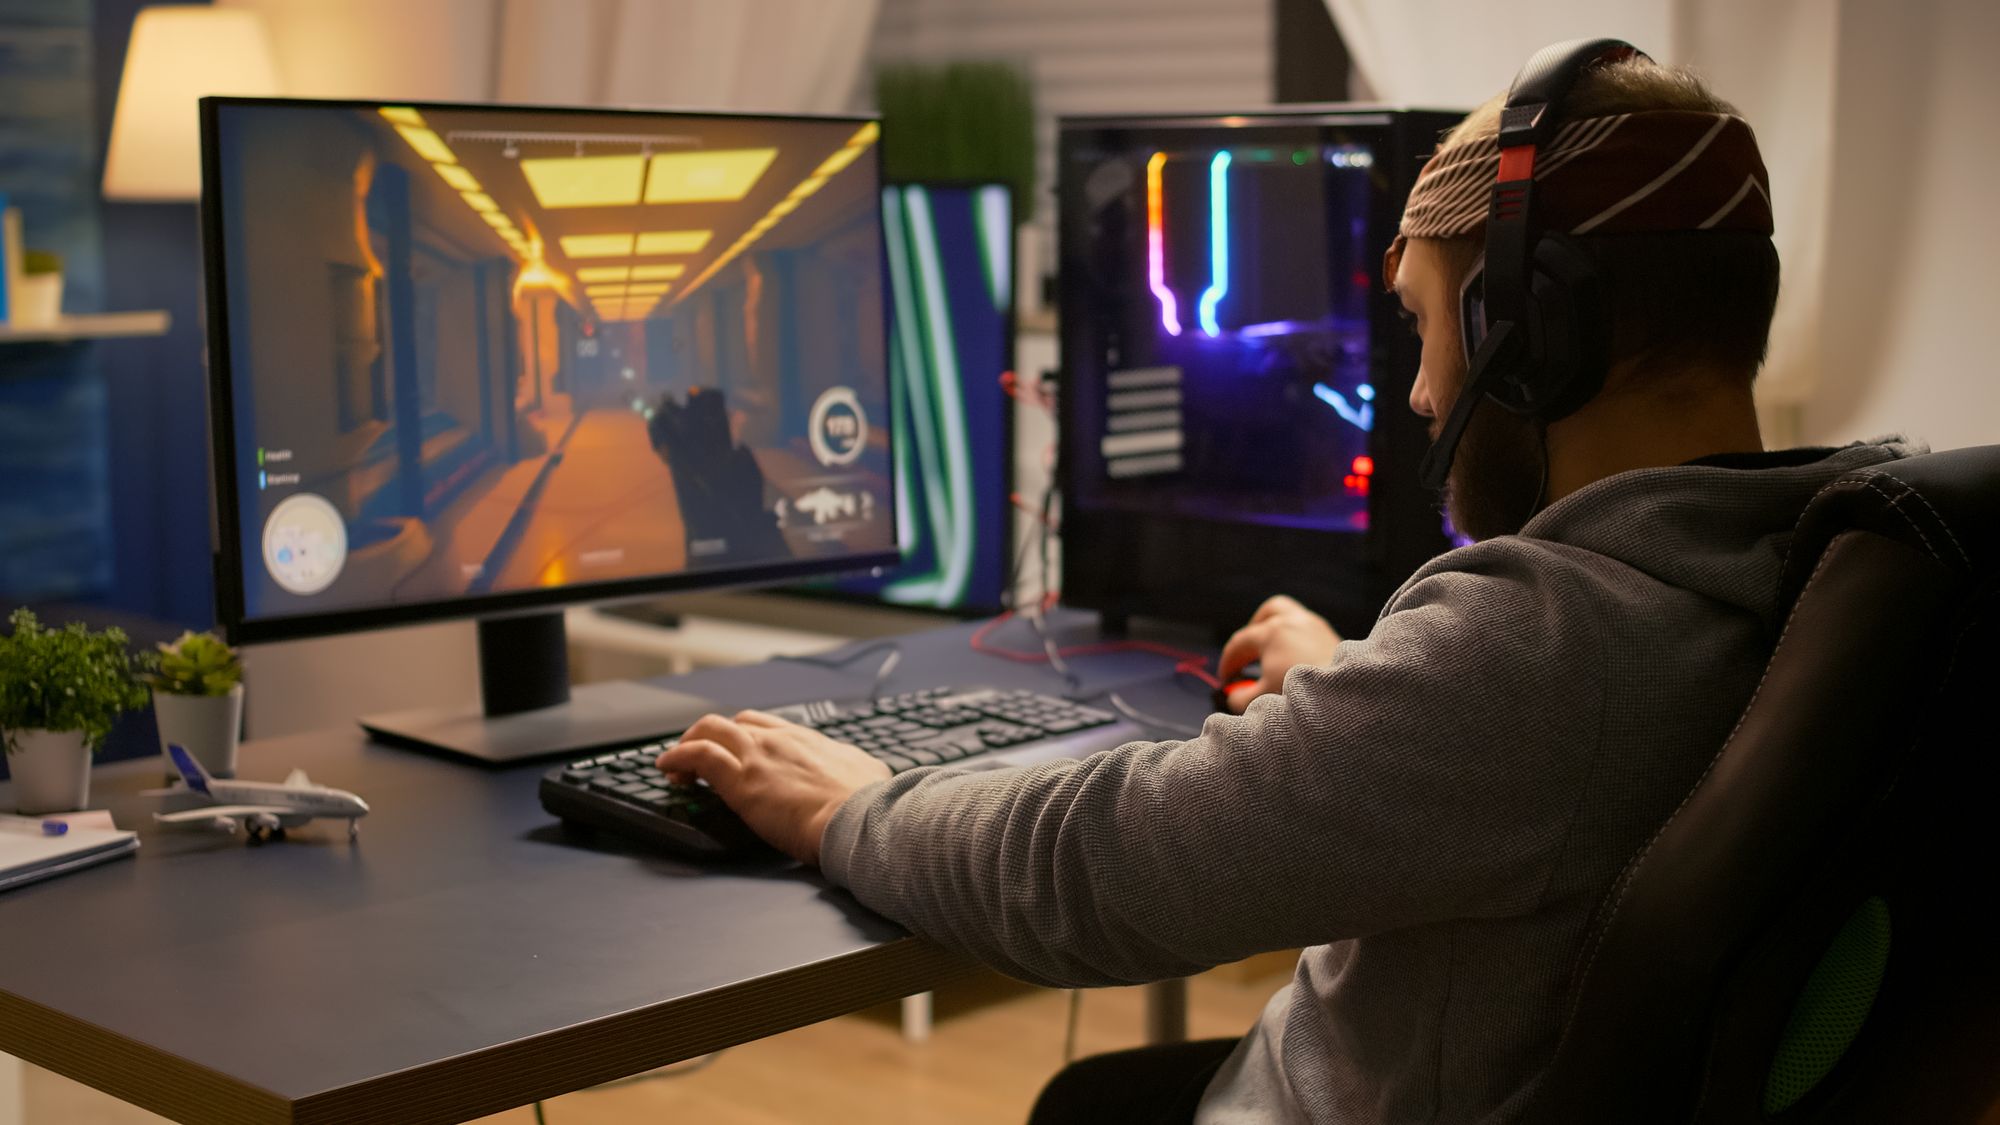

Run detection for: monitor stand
[[359, 612, 720, 764]]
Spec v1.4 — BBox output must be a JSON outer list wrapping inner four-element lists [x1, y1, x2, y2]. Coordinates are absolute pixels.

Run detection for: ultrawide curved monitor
[[201, 98, 898, 644]]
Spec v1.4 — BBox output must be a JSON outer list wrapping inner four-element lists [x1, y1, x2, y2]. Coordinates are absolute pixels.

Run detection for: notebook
[[0, 814, 140, 893]]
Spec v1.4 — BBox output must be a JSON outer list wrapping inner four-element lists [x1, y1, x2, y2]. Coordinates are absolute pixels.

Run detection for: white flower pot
[[6, 728, 92, 814], [11, 272, 61, 327], [152, 684, 244, 779]]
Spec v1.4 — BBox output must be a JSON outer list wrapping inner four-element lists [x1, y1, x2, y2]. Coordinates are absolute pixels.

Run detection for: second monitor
[[810, 181, 1016, 616]]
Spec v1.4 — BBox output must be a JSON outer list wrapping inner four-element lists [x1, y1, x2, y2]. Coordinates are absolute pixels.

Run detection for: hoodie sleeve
[[818, 549, 1609, 988]]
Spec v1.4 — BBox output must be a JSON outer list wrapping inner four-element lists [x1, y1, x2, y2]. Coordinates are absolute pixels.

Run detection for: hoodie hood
[[1517, 438, 1921, 628]]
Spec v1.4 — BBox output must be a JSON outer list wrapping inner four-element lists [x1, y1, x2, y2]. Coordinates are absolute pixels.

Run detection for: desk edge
[[0, 988, 291, 1124], [292, 935, 978, 1125]]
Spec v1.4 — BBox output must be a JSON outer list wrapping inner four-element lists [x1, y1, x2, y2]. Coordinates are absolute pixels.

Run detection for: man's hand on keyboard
[[655, 710, 892, 865]]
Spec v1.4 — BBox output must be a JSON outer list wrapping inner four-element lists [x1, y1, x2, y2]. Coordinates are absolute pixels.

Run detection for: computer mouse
[[1211, 664, 1262, 712]]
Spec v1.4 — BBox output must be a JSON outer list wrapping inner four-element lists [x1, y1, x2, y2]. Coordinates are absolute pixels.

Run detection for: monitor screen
[[1067, 132, 1381, 535], [819, 182, 1013, 614], [203, 99, 896, 639]]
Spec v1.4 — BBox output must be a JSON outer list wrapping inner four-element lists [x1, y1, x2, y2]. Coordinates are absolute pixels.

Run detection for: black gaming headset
[[1417, 38, 1650, 491]]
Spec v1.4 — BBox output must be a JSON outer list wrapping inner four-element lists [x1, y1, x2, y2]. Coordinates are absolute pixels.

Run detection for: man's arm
[[812, 562, 1609, 988]]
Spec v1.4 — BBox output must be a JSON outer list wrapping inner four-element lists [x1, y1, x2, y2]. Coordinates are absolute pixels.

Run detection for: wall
[[870, 0, 1272, 268], [83, 0, 216, 632], [0, 0, 112, 605], [1800, 0, 2000, 453]]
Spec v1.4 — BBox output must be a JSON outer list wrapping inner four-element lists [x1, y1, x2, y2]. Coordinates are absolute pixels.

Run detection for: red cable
[[968, 609, 1223, 687]]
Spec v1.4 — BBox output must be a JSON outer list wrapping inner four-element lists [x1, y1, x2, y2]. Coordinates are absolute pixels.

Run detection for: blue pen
[[0, 818, 68, 837]]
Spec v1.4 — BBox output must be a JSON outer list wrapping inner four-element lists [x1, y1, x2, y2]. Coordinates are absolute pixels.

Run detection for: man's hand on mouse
[[1217, 595, 1344, 713], [655, 711, 891, 865]]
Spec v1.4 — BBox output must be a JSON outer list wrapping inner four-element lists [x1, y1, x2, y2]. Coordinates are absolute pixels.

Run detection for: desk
[[0, 612, 1213, 1125]]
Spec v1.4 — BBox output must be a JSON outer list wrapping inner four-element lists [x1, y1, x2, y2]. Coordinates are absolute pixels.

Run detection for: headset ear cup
[[1520, 234, 1611, 421]]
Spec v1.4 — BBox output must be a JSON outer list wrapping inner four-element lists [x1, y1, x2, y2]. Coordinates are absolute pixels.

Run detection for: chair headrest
[[1780, 445, 2000, 612]]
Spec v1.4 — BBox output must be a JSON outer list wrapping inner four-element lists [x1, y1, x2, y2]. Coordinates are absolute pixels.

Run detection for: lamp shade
[[102, 6, 282, 201]]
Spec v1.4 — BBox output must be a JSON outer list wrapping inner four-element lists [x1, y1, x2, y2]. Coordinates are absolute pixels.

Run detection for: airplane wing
[[283, 769, 312, 789], [155, 805, 293, 824]]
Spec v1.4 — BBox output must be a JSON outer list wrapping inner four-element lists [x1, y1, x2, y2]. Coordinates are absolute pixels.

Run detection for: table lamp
[[102, 6, 282, 202]]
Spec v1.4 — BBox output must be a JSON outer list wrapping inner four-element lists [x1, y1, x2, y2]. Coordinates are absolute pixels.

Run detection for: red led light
[[1352, 456, 1375, 476]]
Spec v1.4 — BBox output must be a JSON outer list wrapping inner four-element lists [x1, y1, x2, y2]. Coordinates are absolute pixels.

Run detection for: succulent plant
[[145, 630, 245, 698]]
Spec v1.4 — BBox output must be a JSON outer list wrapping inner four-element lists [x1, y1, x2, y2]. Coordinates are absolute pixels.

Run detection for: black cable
[[1025, 607, 1084, 697], [772, 642, 905, 703], [773, 639, 900, 672], [534, 1101, 547, 1124], [1004, 503, 1041, 613], [1524, 422, 1552, 530]]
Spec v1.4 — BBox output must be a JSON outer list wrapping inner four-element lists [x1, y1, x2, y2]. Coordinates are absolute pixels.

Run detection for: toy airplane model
[[153, 744, 371, 843]]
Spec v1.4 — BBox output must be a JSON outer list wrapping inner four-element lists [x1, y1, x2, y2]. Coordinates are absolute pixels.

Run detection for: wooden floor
[[22, 968, 1282, 1125]]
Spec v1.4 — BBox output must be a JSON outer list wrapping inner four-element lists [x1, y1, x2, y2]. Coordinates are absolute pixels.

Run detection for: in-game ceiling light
[[561, 233, 637, 258], [643, 148, 778, 203], [393, 125, 454, 164], [634, 230, 712, 256], [432, 163, 479, 192], [520, 153, 646, 209]]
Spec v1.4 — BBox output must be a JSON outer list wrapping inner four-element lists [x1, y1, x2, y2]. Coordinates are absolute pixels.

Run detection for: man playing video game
[[655, 46, 1916, 1123]]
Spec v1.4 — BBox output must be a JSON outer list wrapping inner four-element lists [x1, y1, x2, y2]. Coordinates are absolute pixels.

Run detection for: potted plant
[[0, 609, 148, 813], [13, 249, 63, 327], [145, 631, 245, 779]]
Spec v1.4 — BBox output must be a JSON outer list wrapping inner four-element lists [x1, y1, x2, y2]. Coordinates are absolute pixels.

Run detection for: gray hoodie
[[822, 440, 1913, 1123]]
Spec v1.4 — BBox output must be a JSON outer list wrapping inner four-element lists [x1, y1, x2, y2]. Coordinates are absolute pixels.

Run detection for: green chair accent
[[1763, 897, 1892, 1114]]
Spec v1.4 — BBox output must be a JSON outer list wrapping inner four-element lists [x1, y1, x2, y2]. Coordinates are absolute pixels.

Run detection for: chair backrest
[[1521, 445, 2000, 1124]]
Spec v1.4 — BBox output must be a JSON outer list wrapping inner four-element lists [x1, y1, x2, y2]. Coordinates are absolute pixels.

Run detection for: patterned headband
[[1398, 109, 1774, 240]]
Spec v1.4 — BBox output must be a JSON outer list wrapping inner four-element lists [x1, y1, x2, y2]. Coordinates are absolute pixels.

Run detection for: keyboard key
[[926, 733, 986, 761]]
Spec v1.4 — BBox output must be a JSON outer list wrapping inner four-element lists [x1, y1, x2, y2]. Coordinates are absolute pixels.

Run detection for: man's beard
[[1438, 395, 1547, 541]]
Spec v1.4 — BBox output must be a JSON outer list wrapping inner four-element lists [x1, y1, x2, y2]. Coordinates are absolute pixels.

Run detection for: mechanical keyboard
[[539, 686, 1133, 858]]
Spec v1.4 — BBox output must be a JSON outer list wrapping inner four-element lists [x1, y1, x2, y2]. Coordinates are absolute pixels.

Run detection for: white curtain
[[1323, 0, 1837, 435], [497, 0, 881, 112], [224, 0, 882, 113]]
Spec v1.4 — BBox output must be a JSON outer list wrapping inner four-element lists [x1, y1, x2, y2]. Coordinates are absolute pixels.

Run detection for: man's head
[[1389, 55, 1782, 540]]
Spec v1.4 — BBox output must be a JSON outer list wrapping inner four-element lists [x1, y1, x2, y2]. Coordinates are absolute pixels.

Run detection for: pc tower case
[[1057, 107, 1463, 639]]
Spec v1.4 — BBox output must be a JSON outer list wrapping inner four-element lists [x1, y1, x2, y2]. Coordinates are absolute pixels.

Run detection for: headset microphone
[[1418, 321, 1519, 491]]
